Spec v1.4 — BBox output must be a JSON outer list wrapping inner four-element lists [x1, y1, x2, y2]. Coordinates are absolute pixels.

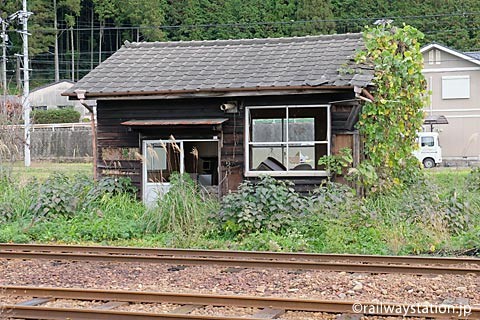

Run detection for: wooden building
[[64, 33, 373, 204]]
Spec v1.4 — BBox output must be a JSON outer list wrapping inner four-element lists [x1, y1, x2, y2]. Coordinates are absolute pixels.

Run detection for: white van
[[413, 132, 442, 168]]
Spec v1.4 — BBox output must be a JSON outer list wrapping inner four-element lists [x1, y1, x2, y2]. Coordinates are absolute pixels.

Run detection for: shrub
[[142, 173, 219, 245], [29, 173, 137, 223], [28, 194, 144, 242], [309, 181, 362, 219], [465, 167, 480, 191], [32, 108, 80, 124], [216, 175, 308, 235]]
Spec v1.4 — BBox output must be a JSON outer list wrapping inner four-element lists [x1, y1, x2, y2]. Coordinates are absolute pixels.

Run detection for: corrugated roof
[[121, 118, 228, 126], [65, 33, 373, 98]]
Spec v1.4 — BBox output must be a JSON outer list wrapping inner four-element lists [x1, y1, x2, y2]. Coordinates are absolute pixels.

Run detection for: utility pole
[[54, 0, 59, 82], [17, 0, 33, 167], [0, 19, 8, 93]]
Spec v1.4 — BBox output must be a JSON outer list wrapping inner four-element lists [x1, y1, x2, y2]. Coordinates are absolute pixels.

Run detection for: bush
[[32, 108, 80, 124], [29, 173, 137, 223], [216, 175, 308, 235], [28, 194, 144, 242]]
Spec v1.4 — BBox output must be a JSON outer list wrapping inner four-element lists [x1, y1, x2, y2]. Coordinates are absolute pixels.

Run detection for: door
[[143, 140, 183, 207], [142, 139, 220, 206]]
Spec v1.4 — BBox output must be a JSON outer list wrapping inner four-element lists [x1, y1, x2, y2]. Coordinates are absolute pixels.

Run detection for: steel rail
[[1, 243, 478, 266], [2, 286, 478, 319], [1, 306, 265, 320], [0, 250, 478, 275]]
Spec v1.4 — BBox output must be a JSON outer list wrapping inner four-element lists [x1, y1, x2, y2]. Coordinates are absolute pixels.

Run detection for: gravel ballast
[[1, 259, 478, 306]]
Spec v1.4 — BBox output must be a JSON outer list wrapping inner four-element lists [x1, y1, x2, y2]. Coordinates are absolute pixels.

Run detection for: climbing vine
[[355, 24, 427, 192]]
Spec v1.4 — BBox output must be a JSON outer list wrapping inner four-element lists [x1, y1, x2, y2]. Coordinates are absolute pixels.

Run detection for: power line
[[17, 11, 480, 33], [56, 11, 480, 29]]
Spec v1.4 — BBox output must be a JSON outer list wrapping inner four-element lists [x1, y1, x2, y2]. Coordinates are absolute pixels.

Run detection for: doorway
[[142, 139, 219, 206]]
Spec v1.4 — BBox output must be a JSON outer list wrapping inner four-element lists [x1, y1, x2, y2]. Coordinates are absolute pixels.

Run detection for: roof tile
[[66, 33, 372, 97]]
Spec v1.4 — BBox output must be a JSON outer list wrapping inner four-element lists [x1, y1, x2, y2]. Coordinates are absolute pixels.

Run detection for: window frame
[[244, 104, 330, 177]]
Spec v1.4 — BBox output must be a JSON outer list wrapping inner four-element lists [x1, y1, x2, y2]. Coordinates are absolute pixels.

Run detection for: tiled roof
[[465, 51, 480, 61], [65, 33, 372, 98]]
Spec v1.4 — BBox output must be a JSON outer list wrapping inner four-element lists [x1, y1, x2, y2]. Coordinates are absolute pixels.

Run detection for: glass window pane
[[288, 117, 314, 141], [249, 145, 287, 171], [250, 108, 286, 142], [288, 107, 327, 141], [288, 145, 315, 170], [146, 142, 180, 183], [288, 143, 328, 170], [421, 137, 435, 147]]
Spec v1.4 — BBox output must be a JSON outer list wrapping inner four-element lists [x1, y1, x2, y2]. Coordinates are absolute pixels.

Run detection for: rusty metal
[[1, 243, 478, 267], [3, 286, 479, 319], [0, 250, 477, 275], [0, 244, 480, 274], [4, 306, 266, 320], [121, 119, 228, 126]]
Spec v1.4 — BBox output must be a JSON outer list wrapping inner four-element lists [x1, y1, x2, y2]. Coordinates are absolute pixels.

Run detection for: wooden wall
[[95, 91, 358, 197]]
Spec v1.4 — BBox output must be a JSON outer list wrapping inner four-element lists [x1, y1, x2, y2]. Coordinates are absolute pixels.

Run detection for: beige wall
[[422, 47, 480, 159], [28, 81, 95, 118]]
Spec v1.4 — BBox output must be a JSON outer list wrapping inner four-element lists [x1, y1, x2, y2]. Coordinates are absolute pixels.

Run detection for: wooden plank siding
[[95, 91, 358, 197]]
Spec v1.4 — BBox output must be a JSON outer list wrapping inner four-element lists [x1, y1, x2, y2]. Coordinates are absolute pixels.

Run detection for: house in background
[[29, 80, 95, 119], [64, 33, 373, 204], [421, 43, 480, 164]]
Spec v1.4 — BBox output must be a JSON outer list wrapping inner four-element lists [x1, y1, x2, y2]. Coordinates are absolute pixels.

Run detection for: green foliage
[[1, 0, 479, 89], [355, 24, 427, 193], [30, 173, 83, 218], [239, 228, 310, 252], [142, 173, 219, 245], [293, 0, 336, 35], [0, 166, 477, 256], [365, 178, 475, 236], [465, 167, 480, 191], [28, 194, 143, 242], [0, 170, 37, 224], [317, 147, 353, 179], [29, 173, 137, 223], [32, 108, 81, 124], [0, 170, 142, 243], [217, 175, 307, 235], [309, 181, 362, 218]]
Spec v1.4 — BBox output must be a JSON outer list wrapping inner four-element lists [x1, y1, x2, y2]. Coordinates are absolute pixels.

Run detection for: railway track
[[0, 243, 479, 275], [2, 286, 478, 319]]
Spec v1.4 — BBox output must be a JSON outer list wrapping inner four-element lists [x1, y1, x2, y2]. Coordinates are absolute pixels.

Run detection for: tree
[[120, 0, 166, 41], [293, 0, 336, 35], [92, 0, 120, 63], [57, 0, 82, 80]]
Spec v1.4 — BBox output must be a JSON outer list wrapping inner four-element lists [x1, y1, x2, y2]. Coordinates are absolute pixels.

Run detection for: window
[[435, 50, 441, 65], [33, 106, 47, 111], [428, 50, 441, 65], [145, 142, 181, 183], [421, 136, 435, 147], [245, 105, 330, 176], [442, 76, 470, 99]]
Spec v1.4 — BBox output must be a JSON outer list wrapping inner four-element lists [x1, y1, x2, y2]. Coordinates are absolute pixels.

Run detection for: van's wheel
[[423, 158, 435, 168]]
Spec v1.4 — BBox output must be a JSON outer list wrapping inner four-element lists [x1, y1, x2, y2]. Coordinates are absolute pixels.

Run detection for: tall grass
[[142, 173, 219, 246]]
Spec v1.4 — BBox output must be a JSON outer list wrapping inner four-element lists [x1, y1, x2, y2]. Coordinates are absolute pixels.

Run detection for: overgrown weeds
[[142, 173, 219, 246], [0, 166, 477, 256], [0, 171, 144, 243]]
